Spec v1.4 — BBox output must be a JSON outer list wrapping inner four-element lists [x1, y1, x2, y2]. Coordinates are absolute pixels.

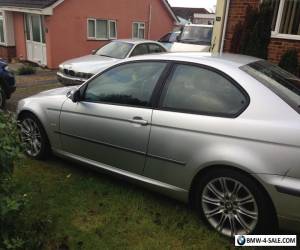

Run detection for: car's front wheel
[[0, 85, 6, 109], [194, 168, 276, 237], [19, 113, 50, 159]]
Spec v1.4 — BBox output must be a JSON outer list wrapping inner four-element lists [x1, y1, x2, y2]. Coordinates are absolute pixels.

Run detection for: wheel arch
[[189, 164, 278, 227]]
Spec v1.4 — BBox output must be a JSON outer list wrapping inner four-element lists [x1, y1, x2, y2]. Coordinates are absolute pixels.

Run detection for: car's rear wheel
[[194, 168, 276, 237], [19, 113, 50, 159], [0, 85, 6, 109]]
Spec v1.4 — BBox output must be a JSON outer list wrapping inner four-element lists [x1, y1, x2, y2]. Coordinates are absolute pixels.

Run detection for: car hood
[[61, 55, 119, 74], [34, 86, 78, 98]]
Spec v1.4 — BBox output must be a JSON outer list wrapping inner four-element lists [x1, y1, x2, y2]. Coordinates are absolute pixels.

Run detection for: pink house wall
[[45, 0, 174, 68], [13, 12, 27, 61]]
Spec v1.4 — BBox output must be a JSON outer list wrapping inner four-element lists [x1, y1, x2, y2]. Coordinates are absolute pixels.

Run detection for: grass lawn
[[14, 156, 233, 250]]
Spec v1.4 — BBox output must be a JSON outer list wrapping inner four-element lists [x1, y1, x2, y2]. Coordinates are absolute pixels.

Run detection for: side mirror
[[91, 49, 96, 55], [67, 89, 81, 103]]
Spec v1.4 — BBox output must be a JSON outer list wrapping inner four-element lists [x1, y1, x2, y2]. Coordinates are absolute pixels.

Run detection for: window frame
[[132, 22, 145, 39], [271, 0, 300, 40], [79, 60, 172, 109], [0, 11, 6, 45], [157, 62, 250, 118], [87, 18, 117, 40]]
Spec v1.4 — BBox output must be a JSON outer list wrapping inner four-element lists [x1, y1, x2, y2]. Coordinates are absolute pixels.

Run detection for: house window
[[132, 22, 145, 39], [0, 12, 5, 44], [87, 19, 117, 40], [270, 0, 300, 40]]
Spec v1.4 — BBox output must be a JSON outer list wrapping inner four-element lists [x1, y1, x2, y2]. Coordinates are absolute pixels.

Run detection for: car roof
[[113, 39, 163, 45], [126, 52, 261, 68]]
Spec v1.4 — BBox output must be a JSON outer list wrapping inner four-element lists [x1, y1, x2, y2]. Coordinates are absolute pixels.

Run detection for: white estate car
[[57, 39, 167, 85], [159, 24, 213, 53]]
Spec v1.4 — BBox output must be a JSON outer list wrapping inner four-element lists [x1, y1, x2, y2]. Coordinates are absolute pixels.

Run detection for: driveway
[[6, 65, 62, 112]]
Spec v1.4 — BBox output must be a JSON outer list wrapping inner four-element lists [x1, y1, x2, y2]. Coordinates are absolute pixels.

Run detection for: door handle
[[129, 116, 148, 126]]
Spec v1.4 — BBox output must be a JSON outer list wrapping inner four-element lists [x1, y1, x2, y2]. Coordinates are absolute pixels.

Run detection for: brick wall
[[268, 38, 300, 65], [0, 45, 16, 61], [223, 0, 260, 52], [223, 0, 300, 69]]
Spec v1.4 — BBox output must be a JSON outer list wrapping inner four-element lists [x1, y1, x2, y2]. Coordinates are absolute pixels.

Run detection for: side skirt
[[52, 148, 189, 203]]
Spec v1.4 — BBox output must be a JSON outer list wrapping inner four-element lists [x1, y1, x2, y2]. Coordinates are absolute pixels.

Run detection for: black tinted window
[[130, 44, 148, 57], [161, 64, 248, 116], [85, 62, 167, 107], [241, 60, 300, 114], [148, 44, 166, 53]]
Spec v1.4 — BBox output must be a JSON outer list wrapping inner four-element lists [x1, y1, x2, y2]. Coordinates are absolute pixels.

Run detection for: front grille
[[62, 69, 93, 79]]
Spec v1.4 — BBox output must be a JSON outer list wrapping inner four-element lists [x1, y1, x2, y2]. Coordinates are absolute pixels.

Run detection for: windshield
[[241, 60, 300, 113], [95, 41, 134, 59], [180, 26, 212, 45]]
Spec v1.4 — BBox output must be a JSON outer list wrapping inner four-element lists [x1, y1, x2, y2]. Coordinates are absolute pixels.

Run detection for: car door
[[59, 61, 168, 175], [143, 63, 249, 188]]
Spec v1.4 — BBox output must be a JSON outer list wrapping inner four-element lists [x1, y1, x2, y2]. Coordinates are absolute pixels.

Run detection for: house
[[0, 0, 178, 69], [172, 7, 210, 23], [211, 0, 300, 65]]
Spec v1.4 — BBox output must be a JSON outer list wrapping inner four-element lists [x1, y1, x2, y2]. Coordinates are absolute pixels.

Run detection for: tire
[[0, 84, 6, 109], [194, 168, 277, 237], [19, 113, 51, 159]]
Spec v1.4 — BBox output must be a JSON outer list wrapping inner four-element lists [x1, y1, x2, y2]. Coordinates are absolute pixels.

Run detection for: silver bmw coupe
[[17, 53, 300, 237]]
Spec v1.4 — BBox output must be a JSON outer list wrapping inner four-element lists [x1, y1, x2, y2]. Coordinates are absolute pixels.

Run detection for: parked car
[[57, 40, 167, 86], [161, 24, 213, 52], [0, 60, 16, 109], [158, 31, 181, 50], [18, 53, 300, 237]]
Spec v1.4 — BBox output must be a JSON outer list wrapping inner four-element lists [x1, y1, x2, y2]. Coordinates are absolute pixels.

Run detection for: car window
[[161, 64, 248, 117], [130, 44, 149, 57], [95, 41, 134, 59], [148, 44, 166, 53], [84, 62, 167, 107], [159, 33, 171, 42], [241, 60, 300, 114]]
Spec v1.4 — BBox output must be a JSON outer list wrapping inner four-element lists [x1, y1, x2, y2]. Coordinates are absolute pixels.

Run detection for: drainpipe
[[220, 0, 230, 53], [148, 4, 152, 39]]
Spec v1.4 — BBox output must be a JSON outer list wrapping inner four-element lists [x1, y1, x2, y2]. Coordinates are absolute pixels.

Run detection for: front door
[[59, 61, 168, 175], [25, 14, 47, 66]]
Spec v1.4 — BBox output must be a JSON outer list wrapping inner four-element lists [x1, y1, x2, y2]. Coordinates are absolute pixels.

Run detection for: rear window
[[241, 60, 300, 114]]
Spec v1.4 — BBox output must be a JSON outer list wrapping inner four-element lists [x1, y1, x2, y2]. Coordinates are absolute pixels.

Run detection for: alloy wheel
[[20, 118, 42, 157], [201, 177, 258, 237]]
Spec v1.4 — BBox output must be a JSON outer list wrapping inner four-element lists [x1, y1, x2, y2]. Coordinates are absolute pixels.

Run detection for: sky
[[168, 0, 216, 12]]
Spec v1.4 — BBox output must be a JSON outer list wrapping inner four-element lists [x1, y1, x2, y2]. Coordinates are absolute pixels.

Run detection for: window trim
[[132, 22, 145, 39], [0, 11, 6, 45], [87, 18, 117, 40], [79, 60, 173, 109], [157, 62, 251, 119], [271, 0, 300, 40]]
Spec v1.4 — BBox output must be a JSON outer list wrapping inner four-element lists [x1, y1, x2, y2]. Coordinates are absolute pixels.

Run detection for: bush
[[0, 111, 25, 249], [0, 112, 53, 249], [17, 65, 36, 76], [279, 49, 299, 76], [231, 1, 273, 59]]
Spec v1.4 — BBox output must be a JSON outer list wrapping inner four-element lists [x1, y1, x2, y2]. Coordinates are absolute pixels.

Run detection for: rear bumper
[[255, 174, 300, 233], [57, 72, 85, 86]]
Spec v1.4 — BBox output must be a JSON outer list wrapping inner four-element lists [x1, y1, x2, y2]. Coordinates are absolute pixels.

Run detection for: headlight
[[4, 66, 9, 71], [58, 65, 64, 73]]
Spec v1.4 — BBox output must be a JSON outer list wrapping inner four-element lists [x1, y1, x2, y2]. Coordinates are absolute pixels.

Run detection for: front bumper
[[57, 72, 86, 86], [255, 174, 300, 233]]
